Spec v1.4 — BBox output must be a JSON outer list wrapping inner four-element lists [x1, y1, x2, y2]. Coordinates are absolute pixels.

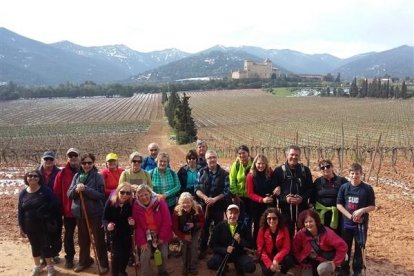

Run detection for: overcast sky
[[1, 0, 413, 58]]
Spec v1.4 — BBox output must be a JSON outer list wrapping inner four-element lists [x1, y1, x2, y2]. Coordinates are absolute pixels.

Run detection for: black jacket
[[210, 221, 251, 257]]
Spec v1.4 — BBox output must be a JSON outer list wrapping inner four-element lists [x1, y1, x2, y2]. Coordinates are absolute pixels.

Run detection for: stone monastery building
[[232, 58, 280, 79]]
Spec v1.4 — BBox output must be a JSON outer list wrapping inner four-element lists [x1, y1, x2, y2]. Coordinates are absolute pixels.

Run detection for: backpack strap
[[310, 236, 335, 260]]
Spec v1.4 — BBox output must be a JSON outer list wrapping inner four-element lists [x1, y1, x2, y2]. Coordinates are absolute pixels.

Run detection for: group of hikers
[[18, 140, 376, 276]]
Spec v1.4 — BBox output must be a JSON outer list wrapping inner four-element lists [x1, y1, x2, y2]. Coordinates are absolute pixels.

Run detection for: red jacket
[[293, 226, 348, 267], [257, 226, 291, 268], [172, 204, 205, 240], [53, 162, 77, 217], [100, 167, 124, 198]]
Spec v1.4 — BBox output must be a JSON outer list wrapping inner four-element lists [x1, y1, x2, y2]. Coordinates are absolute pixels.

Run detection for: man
[[271, 145, 313, 238], [100, 152, 124, 199], [142, 142, 160, 171], [196, 139, 208, 168], [195, 150, 229, 259], [37, 150, 62, 264], [337, 163, 376, 276], [207, 204, 256, 275], [53, 148, 80, 268]]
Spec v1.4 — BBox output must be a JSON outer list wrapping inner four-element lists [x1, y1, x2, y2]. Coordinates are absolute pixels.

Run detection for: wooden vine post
[[366, 133, 382, 182]]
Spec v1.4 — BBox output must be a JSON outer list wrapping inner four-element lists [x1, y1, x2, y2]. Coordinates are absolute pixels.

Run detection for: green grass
[[268, 87, 295, 97]]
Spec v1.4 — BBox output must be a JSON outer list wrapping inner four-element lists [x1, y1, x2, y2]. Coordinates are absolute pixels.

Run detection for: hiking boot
[[47, 265, 57, 276], [64, 259, 74, 269], [30, 266, 42, 276], [99, 266, 109, 275], [52, 256, 61, 264], [73, 258, 94, 272]]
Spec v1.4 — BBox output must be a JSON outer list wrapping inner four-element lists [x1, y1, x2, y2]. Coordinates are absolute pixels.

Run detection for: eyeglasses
[[81, 161, 93, 165], [188, 157, 197, 160], [267, 216, 278, 221], [132, 160, 142, 163], [150, 149, 158, 152], [119, 191, 132, 196], [44, 158, 54, 161], [68, 153, 78, 158], [28, 174, 39, 178], [320, 165, 331, 170]]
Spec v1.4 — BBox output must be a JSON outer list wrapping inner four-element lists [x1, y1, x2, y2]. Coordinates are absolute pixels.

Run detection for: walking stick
[[216, 225, 239, 276], [79, 191, 102, 275], [130, 226, 139, 276], [184, 240, 190, 276]]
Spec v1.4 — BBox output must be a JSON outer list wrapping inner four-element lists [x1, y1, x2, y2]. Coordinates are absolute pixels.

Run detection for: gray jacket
[[67, 168, 105, 219]]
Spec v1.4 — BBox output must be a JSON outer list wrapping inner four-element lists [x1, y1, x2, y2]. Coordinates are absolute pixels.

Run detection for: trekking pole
[[79, 191, 102, 275], [358, 223, 367, 276], [184, 240, 190, 276], [130, 226, 139, 276], [216, 225, 239, 276]]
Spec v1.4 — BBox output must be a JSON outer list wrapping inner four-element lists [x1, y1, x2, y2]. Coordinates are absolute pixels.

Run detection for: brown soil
[[1, 119, 413, 275]]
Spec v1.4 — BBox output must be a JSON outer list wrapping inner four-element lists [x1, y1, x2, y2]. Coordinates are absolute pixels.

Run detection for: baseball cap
[[42, 150, 55, 160], [226, 204, 240, 212], [106, 153, 118, 162], [66, 148, 80, 156]]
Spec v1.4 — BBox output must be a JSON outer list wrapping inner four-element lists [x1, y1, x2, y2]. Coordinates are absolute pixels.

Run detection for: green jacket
[[229, 158, 253, 197]]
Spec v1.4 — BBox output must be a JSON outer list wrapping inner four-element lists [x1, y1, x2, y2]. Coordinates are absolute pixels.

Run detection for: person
[[67, 153, 109, 274], [37, 150, 62, 264], [100, 152, 125, 199], [172, 192, 205, 275], [246, 154, 279, 246], [177, 149, 202, 196], [229, 145, 254, 248], [195, 150, 230, 259], [337, 163, 376, 276], [195, 139, 208, 168], [149, 152, 181, 214], [119, 151, 152, 190], [207, 204, 256, 275], [313, 159, 348, 235], [293, 209, 347, 276], [142, 143, 160, 171], [103, 183, 135, 276], [53, 148, 80, 269], [271, 145, 313, 238], [256, 208, 296, 275], [132, 184, 172, 276], [18, 170, 59, 276]]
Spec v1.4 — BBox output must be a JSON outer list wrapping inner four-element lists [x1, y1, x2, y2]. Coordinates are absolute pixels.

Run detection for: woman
[[67, 153, 109, 274], [149, 152, 180, 214], [100, 152, 125, 199], [18, 170, 59, 276], [229, 145, 254, 246], [247, 154, 278, 244], [293, 209, 347, 276], [313, 159, 348, 235], [177, 150, 201, 196], [132, 184, 172, 276], [119, 152, 152, 190], [256, 208, 295, 275], [103, 183, 135, 276], [172, 192, 205, 275]]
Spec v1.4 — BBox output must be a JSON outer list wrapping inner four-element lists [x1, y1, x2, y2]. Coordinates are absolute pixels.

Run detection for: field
[[0, 89, 414, 275]]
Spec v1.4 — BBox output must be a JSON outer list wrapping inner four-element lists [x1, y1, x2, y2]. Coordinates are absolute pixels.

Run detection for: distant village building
[[232, 59, 280, 79]]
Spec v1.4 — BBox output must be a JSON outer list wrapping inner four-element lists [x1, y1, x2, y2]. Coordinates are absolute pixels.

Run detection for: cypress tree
[[174, 93, 197, 144]]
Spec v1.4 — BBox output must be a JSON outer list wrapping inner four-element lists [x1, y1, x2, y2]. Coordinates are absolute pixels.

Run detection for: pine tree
[[174, 93, 197, 144]]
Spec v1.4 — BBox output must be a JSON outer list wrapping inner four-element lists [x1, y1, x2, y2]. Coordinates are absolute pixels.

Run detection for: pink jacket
[[132, 192, 172, 247], [257, 226, 291, 268], [293, 226, 347, 267]]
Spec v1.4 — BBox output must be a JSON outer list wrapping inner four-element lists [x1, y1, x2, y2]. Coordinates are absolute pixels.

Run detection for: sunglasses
[[119, 191, 132, 196], [81, 161, 93, 165], [267, 216, 278, 221], [320, 165, 331, 170], [188, 157, 197, 160], [44, 157, 54, 161], [149, 149, 158, 152], [28, 174, 39, 178], [132, 160, 142, 163], [68, 153, 79, 158]]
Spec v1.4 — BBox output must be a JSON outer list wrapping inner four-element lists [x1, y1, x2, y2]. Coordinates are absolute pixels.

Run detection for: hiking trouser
[[182, 230, 201, 272], [342, 227, 364, 273], [207, 253, 256, 274], [63, 216, 76, 261], [110, 230, 132, 276], [301, 261, 335, 276], [259, 253, 296, 275], [200, 208, 224, 251], [140, 242, 168, 276]]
